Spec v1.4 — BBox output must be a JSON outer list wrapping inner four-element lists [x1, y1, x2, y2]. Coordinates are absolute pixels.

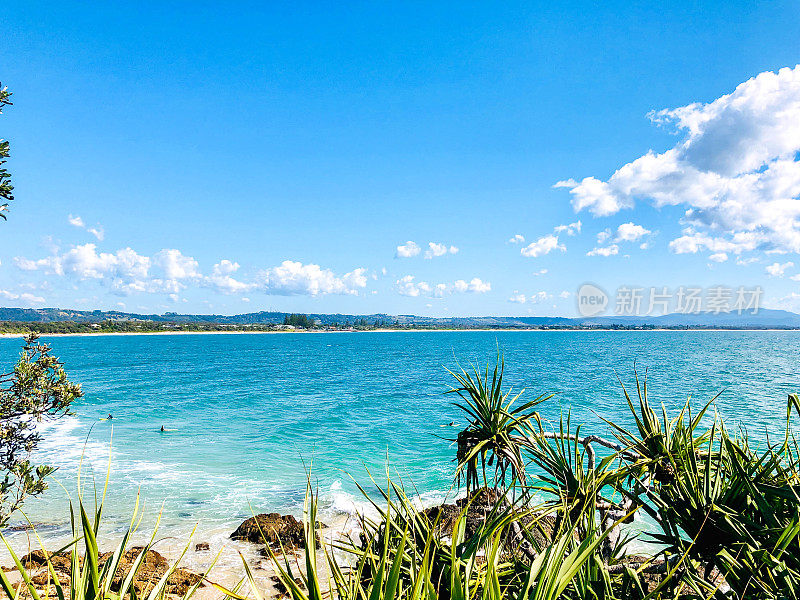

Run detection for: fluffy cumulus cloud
[[154, 249, 200, 281], [397, 241, 459, 259], [615, 222, 651, 242], [424, 242, 459, 259], [14, 244, 369, 298], [395, 275, 490, 297], [453, 278, 491, 293], [554, 221, 582, 236], [206, 260, 253, 294], [395, 276, 431, 297], [588, 222, 652, 256], [519, 222, 579, 258], [520, 234, 565, 258], [261, 261, 367, 296], [766, 261, 794, 277], [508, 234, 525, 244], [587, 244, 619, 257], [0, 290, 45, 305], [557, 66, 800, 258], [395, 241, 421, 258], [18, 244, 161, 295]]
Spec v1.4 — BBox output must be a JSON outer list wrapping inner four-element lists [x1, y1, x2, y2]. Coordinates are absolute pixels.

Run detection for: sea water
[[0, 330, 798, 562]]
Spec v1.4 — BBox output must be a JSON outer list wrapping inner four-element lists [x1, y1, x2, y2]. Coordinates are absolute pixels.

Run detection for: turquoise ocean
[[1, 330, 798, 567]]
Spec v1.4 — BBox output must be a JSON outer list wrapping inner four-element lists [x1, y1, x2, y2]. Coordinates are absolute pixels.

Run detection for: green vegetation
[[0, 320, 707, 336], [0, 320, 293, 335], [0, 83, 12, 220], [0, 335, 82, 525], [0, 481, 209, 600], [283, 314, 317, 329], [260, 358, 800, 599], [3, 353, 799, 599]]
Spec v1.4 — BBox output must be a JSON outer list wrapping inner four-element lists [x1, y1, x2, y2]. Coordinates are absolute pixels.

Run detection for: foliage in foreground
[[262, 359, 800, 600], [0, 83, 11, 220], [0, 475, 209, 600], [0, 335, 82, 525], [1, 352, 798, 600]]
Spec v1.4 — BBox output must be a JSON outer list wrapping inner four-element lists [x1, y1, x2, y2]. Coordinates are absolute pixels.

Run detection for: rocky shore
[[0, 489, 661, 598]]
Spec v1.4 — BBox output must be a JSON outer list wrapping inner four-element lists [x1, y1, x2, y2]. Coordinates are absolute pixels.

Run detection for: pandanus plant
[[448, 356, 550, 494]]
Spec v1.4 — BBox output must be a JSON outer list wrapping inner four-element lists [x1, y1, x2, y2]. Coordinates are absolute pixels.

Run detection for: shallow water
[[1, 330, 798, 561]]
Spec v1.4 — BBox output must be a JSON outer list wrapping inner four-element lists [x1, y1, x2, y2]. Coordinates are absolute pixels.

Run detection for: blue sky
[[2, 1, 800, 317]]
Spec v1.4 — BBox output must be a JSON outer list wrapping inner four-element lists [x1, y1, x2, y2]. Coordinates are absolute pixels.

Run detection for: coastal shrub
[[0, 82, 13, 219], [253, 479, 611, 600], [260, 357, 800, 600], [3, 353, 798, 599], [0, 483, 210, 600], [447, 356, 551, 493], [0, 335, 82, 525]]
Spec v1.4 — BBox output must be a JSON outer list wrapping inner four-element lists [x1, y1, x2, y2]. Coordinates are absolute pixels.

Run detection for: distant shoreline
[[2, 327, 800, 338]]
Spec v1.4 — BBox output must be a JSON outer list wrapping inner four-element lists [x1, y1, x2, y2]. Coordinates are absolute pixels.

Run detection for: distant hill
[[1, 307, 799, 329]]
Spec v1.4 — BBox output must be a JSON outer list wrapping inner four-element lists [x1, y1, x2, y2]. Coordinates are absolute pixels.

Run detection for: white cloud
[[28, 244, 198, 296], [615, 222, 651, 242], [154, 249, 201, 280], [588, 222, 652, 256], [0, 290, 45, 305], [262, 261, 367, 296], [532, 268, 548, 276], [396, 241, 421, 258], [766, 261, 794, 277], [554, 221, 582, 236], [558, 65, 800, 257], [559, 290, 571, 299], [424, 242, 459, 259], [396, 275, 431, 297], [519, 222, 580, 258], [520, 234, 565, 258], [587, 244, 619, 257], [709, 252, 729, 263], [453, 278, 491, 293], [509, 234, 525, 244], [206, 260, 253, 294], [669, 230, 760, 255], [15, 256, 63, 274], [15, 244, 367, 298], [597, 229, 612, 244], [507, 290, 555, 304], [395, 276, 490, 297], [67, 214, 104, 240]]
